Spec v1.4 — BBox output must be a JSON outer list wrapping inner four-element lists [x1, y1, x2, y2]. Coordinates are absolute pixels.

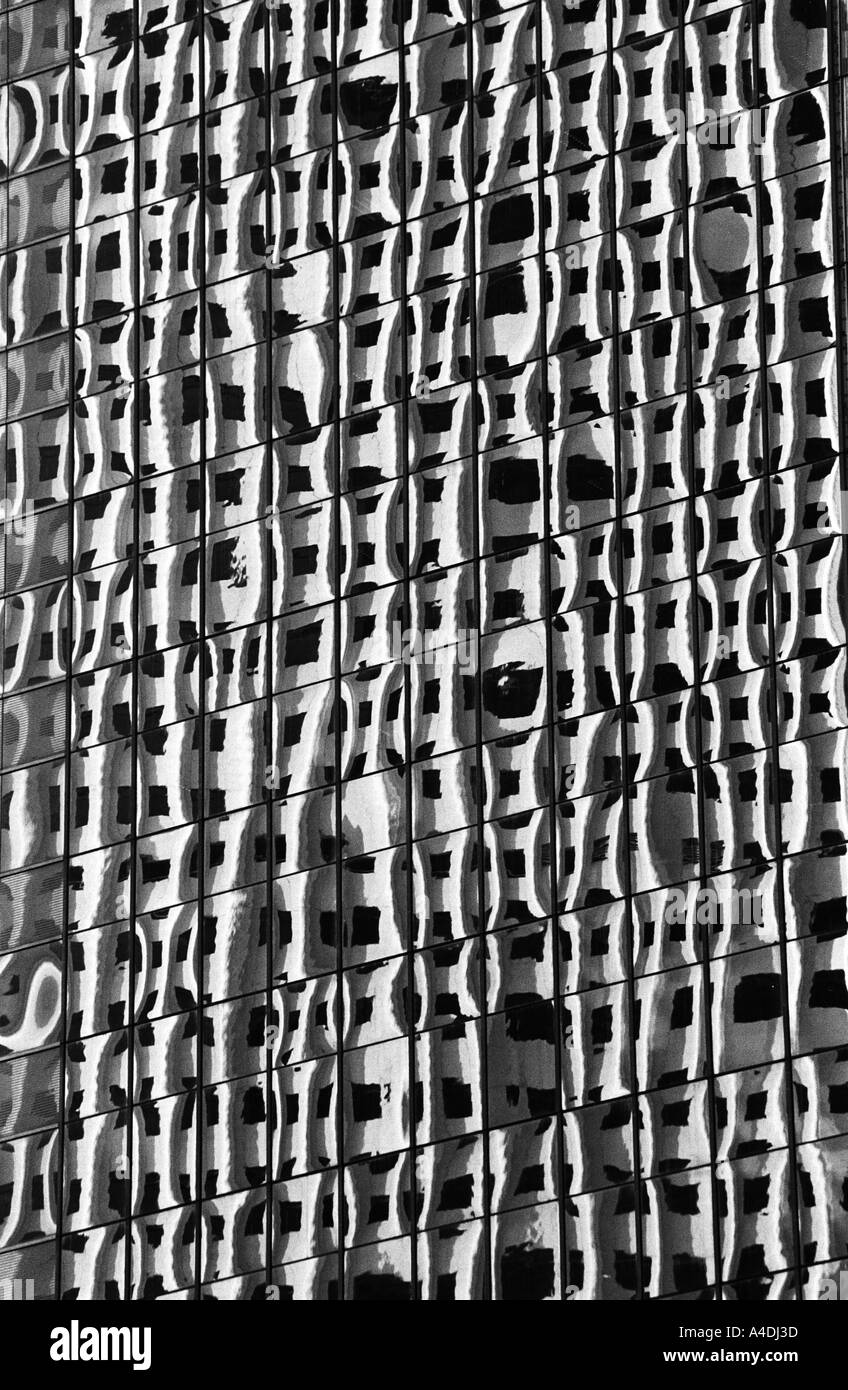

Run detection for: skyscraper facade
[[1, 0, 847, 1302]]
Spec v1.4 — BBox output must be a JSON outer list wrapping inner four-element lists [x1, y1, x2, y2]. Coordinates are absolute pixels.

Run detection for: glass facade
[[0, 0, 847, 1301]]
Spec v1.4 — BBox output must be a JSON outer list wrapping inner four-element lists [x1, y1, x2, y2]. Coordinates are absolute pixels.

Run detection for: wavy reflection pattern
[[0, 0, 847, 1303]]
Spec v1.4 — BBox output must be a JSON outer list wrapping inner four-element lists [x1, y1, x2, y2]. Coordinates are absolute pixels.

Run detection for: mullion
[[396, 10, 419, 1300], [56, 0, 77, 1304], [262, 0, 274, 1294], [606, 7, 646, 1302], [329, 0, 344, 1303], [465, 4, 493, 1302], [750, 0, 804, 1296], [123, 0, 143, 1302], [676, 4, 726, 1304], [535, 0, 568, 1300], [826, 0, 848, 691], [192, 0, 208, 1302]]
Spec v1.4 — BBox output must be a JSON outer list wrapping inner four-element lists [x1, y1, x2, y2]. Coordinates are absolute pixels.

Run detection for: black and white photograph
[[0, 0, 846, 1367]]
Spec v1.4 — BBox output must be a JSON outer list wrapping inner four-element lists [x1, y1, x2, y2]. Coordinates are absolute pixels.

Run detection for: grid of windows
[[0, 0, 847, 1301]]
